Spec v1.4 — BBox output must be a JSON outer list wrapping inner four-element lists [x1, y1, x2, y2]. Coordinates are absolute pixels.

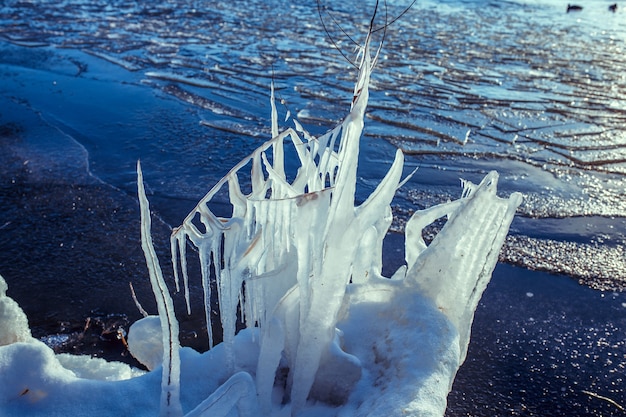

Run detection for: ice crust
[[0, 35, 521, 417]]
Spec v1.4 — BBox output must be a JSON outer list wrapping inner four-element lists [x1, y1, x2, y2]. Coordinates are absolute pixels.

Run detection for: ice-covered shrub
[[168, 33, 408, 414], [161, 30, 522, 416], [0, 28, 522, 417]]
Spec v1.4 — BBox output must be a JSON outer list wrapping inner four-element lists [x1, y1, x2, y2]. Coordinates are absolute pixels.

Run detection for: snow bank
[[0, 33, 521, 417], [0, 274, 32, 346]]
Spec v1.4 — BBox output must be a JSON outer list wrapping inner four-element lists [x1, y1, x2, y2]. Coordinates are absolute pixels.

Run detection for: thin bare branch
[[372, 0, 418, 33], [317, 0, 358, 68]]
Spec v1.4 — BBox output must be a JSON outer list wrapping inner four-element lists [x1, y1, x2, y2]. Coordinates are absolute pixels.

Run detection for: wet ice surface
[[2, 0, 622, 287], [447, 264, 626, 416], [0, 0, 625, 415]]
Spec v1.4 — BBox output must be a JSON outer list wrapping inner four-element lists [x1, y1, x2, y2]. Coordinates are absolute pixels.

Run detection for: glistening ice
[[0, 33, 521, 417]]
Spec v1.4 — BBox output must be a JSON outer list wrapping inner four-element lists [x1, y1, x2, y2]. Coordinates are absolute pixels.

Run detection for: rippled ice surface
[[1, 0, 623, 288], [0, 0, 625, 415]]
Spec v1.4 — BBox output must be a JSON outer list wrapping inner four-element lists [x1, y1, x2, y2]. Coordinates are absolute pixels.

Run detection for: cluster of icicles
[[135, 35, 522, 417]]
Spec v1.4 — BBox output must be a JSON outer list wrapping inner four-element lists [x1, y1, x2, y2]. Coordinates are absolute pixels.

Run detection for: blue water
[[0, 0, 625, 415]]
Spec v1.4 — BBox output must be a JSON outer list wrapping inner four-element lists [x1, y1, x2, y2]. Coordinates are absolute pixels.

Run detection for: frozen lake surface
[[0, 0, 624, 415]]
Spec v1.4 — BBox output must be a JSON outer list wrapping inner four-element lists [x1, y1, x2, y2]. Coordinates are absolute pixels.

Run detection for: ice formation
[[166, 32, 521, 416], [170, 36, 406, 415], [0, 33, 521, 417]]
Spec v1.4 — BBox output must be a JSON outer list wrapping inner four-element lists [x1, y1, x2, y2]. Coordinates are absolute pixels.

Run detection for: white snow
[[127, 316, 165, 371], [0, 34, 521, 417], [0, 274, 32, 346]]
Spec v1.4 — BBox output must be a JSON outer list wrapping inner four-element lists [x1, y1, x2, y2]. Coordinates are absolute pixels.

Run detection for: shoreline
[[1, 35, 625, 415]]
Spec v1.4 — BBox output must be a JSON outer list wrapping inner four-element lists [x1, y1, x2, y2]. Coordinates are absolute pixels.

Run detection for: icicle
[[177, 234, 192, 315], [199, 241, 215, 349], [137, 161, 183, 417]]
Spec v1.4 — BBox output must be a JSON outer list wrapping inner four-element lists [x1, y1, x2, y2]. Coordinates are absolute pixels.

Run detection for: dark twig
[[324, 4, 360, 48], [317, 0, 359, 68], [582, 390, 625, 412], [372, 0, 418, 33], [316, 0, 418, 69]]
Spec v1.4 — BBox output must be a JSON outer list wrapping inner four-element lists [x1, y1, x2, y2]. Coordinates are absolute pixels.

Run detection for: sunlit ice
[[0, 28, 521, 417]]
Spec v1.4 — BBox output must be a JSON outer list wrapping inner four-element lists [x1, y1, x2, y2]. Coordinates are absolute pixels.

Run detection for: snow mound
[[0, 274, 32, 346], [127, 315, 163, 371]]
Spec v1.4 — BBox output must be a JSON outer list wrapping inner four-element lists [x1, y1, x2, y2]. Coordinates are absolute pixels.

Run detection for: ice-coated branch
[[137, 161, 183, 417]]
